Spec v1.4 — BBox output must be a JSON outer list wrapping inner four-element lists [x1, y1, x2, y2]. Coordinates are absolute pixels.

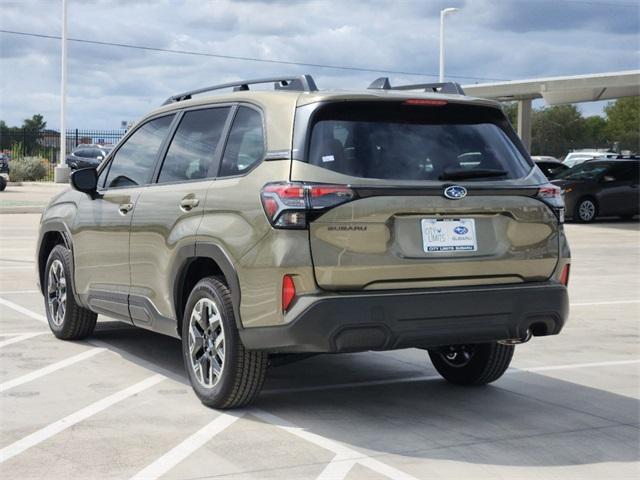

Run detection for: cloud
[[0, 0, 638, 129]]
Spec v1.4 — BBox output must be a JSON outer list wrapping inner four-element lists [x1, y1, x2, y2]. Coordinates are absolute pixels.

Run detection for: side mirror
[[603, 175, 616, 183], [70, 167, 98, 195]]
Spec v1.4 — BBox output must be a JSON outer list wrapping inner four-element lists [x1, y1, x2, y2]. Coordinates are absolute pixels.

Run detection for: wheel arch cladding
[[173, 243, 242, 337], [37, 224, 72, 295]]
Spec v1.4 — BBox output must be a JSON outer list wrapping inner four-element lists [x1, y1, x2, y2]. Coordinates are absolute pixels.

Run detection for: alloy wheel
[[188, 298, 226, 388], [47, 259, 67, 326], [578, 200, 596, 222]]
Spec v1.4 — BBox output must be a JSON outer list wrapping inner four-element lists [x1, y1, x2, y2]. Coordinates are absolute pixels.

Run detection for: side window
[[219, 107, 265, 177], [104, 115, 174, 189], [157, 107, 230, 184]]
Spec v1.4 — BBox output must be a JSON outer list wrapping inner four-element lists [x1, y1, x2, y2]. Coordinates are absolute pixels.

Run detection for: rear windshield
[[306, 102, 531, 181]]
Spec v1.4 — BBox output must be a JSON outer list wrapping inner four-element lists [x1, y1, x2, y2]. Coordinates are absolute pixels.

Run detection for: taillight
[[261, 182, 356, 229], [537, 184, 565, 224], [559, 264, 570, 286], [282, 274, 296, 312]]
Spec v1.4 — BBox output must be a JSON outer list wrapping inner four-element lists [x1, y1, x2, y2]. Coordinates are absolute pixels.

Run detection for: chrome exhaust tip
[[498, 329, 532, 346]]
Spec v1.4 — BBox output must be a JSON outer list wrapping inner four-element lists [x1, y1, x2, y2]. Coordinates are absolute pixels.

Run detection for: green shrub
[[10, 156, 48, 182]]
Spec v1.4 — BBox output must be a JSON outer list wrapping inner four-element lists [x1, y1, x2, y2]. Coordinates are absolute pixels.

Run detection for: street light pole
[[55, 0, 70, 183], [439, 7, 460, 83]]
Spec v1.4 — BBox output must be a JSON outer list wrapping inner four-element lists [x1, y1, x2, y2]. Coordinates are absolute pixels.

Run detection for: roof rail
[[367, 77, 465, 95], [162, 75, 319, 105]]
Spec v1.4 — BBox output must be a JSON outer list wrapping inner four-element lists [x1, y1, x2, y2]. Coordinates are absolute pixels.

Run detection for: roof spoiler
[[368, 77, 465, 95], [162, 75, 319, 105]]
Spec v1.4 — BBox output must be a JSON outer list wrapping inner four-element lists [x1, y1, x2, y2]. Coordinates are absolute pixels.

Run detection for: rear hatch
[[291, 99, 561, 290]]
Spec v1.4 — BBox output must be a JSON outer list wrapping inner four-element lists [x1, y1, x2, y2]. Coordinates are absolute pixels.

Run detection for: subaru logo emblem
[[453, 226, 468, 235], [444, 185, 467, 200]]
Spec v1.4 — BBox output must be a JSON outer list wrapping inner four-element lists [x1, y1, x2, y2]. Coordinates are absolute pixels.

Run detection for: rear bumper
[[240, 282, 569, 353]]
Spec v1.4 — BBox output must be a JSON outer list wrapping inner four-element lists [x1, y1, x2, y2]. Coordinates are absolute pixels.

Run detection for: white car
[[563, 151, 616, 168]]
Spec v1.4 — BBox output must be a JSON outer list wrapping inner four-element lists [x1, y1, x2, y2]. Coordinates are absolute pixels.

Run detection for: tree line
[[504, 97, 639, 159]]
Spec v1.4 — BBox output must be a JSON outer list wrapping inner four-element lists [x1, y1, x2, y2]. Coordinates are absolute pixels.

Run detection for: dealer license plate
[[421, 218, 477, 252]]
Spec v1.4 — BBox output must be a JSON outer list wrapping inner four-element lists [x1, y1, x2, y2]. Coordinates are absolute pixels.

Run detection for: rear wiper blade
[[439, 168, 508, 180]]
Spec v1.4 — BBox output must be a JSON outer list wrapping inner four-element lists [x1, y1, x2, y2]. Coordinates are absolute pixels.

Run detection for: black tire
[[44, 245, 97, 340], [0, 176, 6, 191], [574, 197, 598, 223], [428, 342, 514, 385], [181, 277, 268, 409]]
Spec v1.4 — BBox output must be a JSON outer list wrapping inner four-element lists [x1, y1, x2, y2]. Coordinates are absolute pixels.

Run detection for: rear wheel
[[44, 245, 97, 339], [181, 277, 268, 409], [574, 197, 597, 223], [428, 342, 514, 385]]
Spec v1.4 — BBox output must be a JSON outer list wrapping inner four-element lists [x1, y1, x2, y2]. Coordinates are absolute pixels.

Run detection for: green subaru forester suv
[[37, 75, 570, 408]]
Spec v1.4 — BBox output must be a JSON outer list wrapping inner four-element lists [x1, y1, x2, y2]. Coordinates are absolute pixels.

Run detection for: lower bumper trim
[[240, 282, 569, 353]]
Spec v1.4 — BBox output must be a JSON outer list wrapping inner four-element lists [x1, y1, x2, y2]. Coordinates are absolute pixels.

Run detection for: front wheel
[[181, 277, 268, 409], [44, 245, 97, 339], [428, 342, 514, 385]]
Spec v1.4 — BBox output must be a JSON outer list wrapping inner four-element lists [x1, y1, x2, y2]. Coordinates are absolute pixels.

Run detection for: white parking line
[[0, 331, 47, 337], [317, 455, 358, 480], [253, 409, 420, 480], [0, 347, 106, 392], [0, 290, 40, 295], [129, 411, 245, 480], [571, 299, 640, 307], [0, 331, 47, 348], [0, 298, 47, 324], [524, 359, 640, 372], [0, 374, 165, 464]]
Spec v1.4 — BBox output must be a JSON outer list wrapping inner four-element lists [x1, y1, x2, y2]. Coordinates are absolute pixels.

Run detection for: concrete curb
[[0, 207, 44, 214], [7, 181, 69, 187]]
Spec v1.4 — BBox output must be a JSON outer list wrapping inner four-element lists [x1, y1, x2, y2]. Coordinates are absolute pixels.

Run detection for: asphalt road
[[0, 213, 638, 480]]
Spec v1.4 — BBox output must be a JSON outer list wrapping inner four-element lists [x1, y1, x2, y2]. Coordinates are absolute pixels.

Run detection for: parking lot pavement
[[0, 183, 70, 214], [0, 213, 638, 480]]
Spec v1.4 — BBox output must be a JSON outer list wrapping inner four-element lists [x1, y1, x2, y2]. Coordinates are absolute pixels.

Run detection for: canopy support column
[[517, 99, 532, 153]]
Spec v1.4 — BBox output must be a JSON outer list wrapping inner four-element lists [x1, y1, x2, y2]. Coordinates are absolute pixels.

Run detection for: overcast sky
[[1, 0, 638, 130]]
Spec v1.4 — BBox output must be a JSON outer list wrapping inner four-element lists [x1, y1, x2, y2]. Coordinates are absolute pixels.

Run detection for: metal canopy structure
[[462, 70, 640, 151]]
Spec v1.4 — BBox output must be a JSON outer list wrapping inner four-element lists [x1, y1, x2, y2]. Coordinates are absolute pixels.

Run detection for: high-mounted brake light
[[404, 99, 448, 106], [537, 184, 565, 224], [261, 182, 356, 229], [282, 274, 296, 312]]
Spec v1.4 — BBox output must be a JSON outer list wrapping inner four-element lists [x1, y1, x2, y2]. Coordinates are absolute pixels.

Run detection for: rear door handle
[[179, 197, 200, 211], [119, 203, 134, 215]]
